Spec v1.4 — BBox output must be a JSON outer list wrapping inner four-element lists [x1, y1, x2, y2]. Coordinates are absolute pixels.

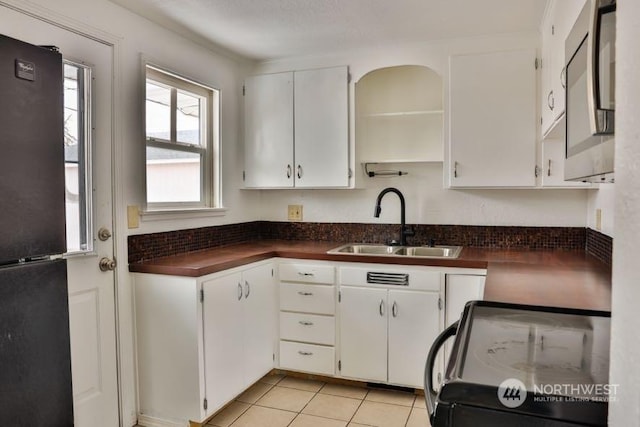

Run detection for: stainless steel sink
[[394, 245, 463, 258], [330, 244, 402, 255], [327, 244, 463, 259]]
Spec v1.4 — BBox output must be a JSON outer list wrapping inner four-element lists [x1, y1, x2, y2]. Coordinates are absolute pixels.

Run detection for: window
[[145, 64, 220, 209], [64, 61, 93, 253]]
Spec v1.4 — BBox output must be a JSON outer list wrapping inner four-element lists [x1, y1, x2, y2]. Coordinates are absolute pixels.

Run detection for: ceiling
[[111, 0, 547, 61]]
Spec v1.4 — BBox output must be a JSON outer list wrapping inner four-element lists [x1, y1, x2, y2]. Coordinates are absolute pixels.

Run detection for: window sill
[[140, 207, 227, 222]]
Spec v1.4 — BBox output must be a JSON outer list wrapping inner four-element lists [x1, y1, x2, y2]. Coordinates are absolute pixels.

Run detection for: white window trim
[[142, 60, 222, 214]]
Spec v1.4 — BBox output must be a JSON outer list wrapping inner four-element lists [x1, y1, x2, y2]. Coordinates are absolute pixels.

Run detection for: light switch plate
[[288, 204, 303, 221], [127, 205, 140, 229]]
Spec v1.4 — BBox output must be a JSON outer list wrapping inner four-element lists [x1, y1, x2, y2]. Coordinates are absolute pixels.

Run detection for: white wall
[[258, 163, 588, 226], [252, 33, 590, 227], [587, 185, 615, 237], [608, 0, 640, 424]]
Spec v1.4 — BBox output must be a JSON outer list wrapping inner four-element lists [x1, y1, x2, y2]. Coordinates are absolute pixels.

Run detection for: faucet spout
[[373, 187, 414, 246]]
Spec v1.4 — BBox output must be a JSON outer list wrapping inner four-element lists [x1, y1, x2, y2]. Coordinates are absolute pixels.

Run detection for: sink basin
[[394, 246, 463, 258], [327, 244, 463, 259], [330, 244, 402, 255]]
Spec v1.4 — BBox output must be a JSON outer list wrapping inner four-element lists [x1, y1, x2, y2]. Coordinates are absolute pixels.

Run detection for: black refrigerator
[[0, 34, 74, 426]]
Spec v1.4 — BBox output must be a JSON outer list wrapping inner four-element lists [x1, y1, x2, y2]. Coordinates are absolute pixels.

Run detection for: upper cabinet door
[[294, 66, 349, 188], [244, 72, 294, 188], [449, 49, 537, 188]]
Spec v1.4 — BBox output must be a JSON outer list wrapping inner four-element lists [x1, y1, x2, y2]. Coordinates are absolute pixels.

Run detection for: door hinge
[[348, 168, 353, 179], [438, 297, 443, 310], [273, 353, 276, 361], [242, 170, 246, 181], [535, 58, 540, 70], [338, 360, 341, 371], [272, 268, 274, 277], [203, 398, 208, 411], [338, 291, 341, 303], [348, 72, 352, 83], [242, 85, 245, 96], [200, 289, 204, 303]]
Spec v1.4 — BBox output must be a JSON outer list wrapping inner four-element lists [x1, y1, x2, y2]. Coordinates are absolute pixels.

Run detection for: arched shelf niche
[[356, 65, 443, 164]]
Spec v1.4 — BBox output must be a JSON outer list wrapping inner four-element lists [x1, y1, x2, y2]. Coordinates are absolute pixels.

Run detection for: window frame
[[143, 61, 221, 212], [63, 59, 95, 256]]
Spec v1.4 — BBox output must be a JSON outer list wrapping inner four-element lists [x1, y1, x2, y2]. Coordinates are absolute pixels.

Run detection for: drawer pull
[[297, 291, 314, 296], [298, 351, 313, 356], [298, 321, 314, 326], [298, 272, 315, 277], [237, 283, 243, 301]]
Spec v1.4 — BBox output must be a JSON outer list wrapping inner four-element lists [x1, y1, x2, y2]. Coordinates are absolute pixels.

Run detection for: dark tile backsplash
[[585, 228, 613, 266], [128, 221, 595, 264], [260, 222, 586, 251], [127, 222, 263, 263]]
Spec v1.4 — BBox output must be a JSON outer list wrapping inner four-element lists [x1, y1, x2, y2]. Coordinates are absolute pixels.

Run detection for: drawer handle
[[298, 272, 315, 277], [237, 283, 243, 301], [392, 301, 398, 318], [298, 351, 313, 356], [298, 321, 314, 326], [244, 281, 250, 299], [379, 299, 385, 316], [298, 291, 314, 296]]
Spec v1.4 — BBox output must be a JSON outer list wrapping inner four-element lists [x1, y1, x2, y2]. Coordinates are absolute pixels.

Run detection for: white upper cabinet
[[243, 72, 294, 188], [356, 65, 443, 163], [244, 66, 349, 189], [449, 48, 537, 187], [294, 67, 349, 187], [540, 0, 588, 138]]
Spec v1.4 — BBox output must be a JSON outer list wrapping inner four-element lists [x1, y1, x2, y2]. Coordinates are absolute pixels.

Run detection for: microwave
[[565, 0, 616, 183]]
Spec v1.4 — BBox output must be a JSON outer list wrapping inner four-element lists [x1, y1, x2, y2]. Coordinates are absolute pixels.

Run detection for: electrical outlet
[[287, 204, 303, 221], [596, 209, 602, 231]]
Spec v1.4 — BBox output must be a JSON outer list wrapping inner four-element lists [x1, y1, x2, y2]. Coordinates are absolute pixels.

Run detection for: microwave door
[[587, 0, 616, 135]]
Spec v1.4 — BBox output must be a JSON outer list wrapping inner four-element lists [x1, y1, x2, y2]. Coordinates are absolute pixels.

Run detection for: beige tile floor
[[205, 373, 431, 427]]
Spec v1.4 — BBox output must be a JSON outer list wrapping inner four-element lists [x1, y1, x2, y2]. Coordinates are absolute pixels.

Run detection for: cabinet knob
[[379, 299, 385, 316], [392, 301, 398, 318], [297, 165, 303, 179], [547, 90, 555, 111], [286, 164, 292, 179]]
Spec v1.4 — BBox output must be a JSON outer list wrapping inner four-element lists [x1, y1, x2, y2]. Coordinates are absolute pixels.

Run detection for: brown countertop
[[129, 240, 611, 311]]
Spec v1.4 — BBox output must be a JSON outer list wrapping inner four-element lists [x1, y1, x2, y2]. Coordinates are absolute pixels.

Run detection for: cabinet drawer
[[280, 283, 335, 315], [280, 263, 335, 285], [279, 341, 335, 376], [280, 312, 335, 345], [340, 266, 441, 292]]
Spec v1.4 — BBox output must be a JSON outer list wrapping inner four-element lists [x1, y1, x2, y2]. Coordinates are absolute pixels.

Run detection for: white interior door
[[0, 7, 120, 427]]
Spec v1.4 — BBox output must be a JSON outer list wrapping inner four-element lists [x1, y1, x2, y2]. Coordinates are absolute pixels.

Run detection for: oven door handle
[[424, 320, 459, 419]]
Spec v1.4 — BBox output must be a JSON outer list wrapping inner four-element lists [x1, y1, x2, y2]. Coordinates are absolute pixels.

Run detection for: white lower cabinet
[[203, 263, 276, 413], [277, 261, 337, 376], [338, 265, 443, 388], [133, 261, 276, 427]]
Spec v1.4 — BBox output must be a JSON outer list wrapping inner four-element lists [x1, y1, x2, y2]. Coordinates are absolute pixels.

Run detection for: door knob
[[99, 257, 117, 272]]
